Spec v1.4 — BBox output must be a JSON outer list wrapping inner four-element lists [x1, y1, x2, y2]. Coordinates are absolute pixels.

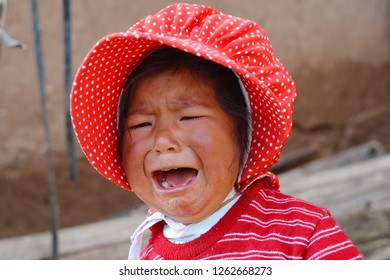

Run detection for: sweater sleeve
[[304, 211, 363, 260]]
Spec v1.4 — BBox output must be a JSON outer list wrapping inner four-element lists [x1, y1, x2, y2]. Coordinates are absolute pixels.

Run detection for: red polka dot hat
[[70, 3, 296, 192]]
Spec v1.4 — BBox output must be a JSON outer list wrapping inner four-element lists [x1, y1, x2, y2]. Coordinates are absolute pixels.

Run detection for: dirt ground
[[0, 153, 142, 238], [1, 109, 389, 240]]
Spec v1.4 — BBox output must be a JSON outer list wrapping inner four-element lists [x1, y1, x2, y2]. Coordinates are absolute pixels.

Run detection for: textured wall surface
[[0, 0, 389, 240], [1, 0, 389, 161]]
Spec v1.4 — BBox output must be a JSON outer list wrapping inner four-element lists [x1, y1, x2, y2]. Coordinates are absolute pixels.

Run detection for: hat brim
[[71, 13, 295, 191]]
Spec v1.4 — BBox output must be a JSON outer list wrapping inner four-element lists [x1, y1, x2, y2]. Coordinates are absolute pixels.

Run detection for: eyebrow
[[127, 94, 216, 116], [126, 103, 154, 117]]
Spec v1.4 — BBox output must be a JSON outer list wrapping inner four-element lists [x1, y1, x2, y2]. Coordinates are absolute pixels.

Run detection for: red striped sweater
[[140, 182, 363, 260]]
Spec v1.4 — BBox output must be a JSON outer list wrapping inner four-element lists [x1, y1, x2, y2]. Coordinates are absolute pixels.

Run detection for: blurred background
[[0, 0, 389, 259]]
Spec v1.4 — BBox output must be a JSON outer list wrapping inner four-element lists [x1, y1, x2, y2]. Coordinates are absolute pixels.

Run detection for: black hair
[[117, 47, 250, 171]]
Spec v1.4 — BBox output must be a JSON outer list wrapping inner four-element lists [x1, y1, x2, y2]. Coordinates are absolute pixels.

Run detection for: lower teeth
[[161, 180, 171, 188]]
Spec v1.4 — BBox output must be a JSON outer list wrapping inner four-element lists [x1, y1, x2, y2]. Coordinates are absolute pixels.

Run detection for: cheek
[[122, 135, 148, 178], [187, 122, 237, 167]]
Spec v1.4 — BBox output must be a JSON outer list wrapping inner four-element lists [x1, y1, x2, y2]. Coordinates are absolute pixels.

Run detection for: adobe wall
[[1, 0, 389, 164], [1, 0, 389, 239]]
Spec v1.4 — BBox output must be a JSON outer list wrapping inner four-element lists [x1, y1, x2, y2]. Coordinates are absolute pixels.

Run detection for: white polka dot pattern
[[70, 3, 296, 191]]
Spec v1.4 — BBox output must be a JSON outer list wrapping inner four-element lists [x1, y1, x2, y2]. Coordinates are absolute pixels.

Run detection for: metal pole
[[63, 0, 76, 181], [30, 0, 59, 260]]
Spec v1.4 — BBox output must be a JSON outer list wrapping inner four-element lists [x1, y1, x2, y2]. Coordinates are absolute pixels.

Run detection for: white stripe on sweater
[[308, 240, 353, 260], [248, 199, 324, 219], [203, 249, 302, 260], [222, 232, 309, 246], [240, 214, 316, 230], [307, 225, 343, 249]]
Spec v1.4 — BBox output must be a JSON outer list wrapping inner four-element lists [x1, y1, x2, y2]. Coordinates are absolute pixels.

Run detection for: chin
[[162, 204, 214, 224]]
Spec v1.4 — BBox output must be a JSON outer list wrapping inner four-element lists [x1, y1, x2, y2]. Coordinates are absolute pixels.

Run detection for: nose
[[152, 127, 181, 154]]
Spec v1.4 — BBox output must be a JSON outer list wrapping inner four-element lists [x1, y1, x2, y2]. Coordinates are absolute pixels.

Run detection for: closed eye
[[128, 122, 151, 130], [180, 116, 203, 121]]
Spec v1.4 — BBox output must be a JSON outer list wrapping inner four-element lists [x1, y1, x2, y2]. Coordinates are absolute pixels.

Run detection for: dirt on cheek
[[160, 194, 202, 221]]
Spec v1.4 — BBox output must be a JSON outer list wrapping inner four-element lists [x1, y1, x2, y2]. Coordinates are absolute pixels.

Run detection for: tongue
[[164, 168, 197, 188]]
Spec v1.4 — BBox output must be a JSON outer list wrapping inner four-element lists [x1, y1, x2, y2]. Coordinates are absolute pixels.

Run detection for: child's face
[[122, 67, 240, 224]]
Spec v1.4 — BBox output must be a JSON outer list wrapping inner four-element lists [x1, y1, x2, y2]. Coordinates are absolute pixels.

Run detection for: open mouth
[[153, 168, 198, 190]]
